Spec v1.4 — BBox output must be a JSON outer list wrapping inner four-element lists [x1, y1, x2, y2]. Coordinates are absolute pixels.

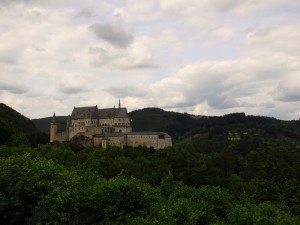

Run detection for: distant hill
[[32, 108, 197, 140], [129, 108, 197, 139], [130, 109, 300, 143], [0, 103, 48, 146], [32, 116, 68, 134], [32, 107, 300, 144]]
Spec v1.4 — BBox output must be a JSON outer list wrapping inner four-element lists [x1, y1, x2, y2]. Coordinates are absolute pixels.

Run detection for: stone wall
[[125, 133, 172, 149]]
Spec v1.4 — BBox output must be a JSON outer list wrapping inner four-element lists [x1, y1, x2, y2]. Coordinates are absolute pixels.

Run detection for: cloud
[[88, 36, 157, 70], [90, 20, 134, 48], [113, 41, 158, 69], [76, 7, 97, 18], [0, 0, 299, 120], [0, 83, 28, 94], [242, 25, 300, 57], [276, 74, 300, 102], [105, 83, 149, 98], [58, 74, 87, 94], [137, 53, 299, 116]]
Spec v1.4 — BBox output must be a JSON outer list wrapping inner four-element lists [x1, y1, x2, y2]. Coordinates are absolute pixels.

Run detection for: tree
[[0, 154, 80, 224]]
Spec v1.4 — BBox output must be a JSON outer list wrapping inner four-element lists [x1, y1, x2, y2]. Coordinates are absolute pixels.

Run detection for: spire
[[118, 98, 121, 108], [51, 113, 56, 123]]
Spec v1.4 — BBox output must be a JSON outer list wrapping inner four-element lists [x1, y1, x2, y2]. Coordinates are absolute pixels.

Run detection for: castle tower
[[50, 113, 58, 142]]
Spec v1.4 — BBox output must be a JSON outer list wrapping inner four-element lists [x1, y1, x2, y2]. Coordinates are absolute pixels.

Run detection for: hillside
[[32, 108, 197, 139], [32, 116, 68, 134], [131, 109, 300, 143], [32, 108, 300, 143], [129, 108, 197, 139], [0, 103, 48, 146], [2, 106, 300, 223]]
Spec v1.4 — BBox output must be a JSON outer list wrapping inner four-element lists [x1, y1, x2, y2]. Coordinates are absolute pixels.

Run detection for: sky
[[0, 0, 300, 120]]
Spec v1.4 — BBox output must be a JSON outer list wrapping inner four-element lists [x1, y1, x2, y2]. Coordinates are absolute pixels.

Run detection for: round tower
[[50, 113, 58, 142]]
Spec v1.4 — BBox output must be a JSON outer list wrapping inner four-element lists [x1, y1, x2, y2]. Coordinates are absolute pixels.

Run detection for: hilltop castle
[[50, 100, 172, 149]]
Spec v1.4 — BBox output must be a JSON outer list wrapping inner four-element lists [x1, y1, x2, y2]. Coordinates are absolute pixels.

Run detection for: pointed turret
[[118, 98, 121, 108], [51, 113, 56, 123]]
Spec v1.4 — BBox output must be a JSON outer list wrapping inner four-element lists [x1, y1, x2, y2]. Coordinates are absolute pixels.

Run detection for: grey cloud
[[105, 84, 148, 98], [206, 93, 239, 109], [88, 46, 111, 67], [76, 7, 96, 18], [239, 102, 257, 107], [276, 79, 300, 102], [277, 92, 300, 102], [58, 80, 87, 95], [117, 61, 158, 70], [88, 46, 107, 54], [150, 59, 289, 112], [0, 0, 63, 5], [90, 22, 134, 48], [212, 0, 243, 12], [0, 83, 28, 94], [260, 102, 276, 109], [88, 45, 157, 69], [0, 54, 20, 65], [0, 0, 43, 6], [34, 46, 46, 52], [61, 87, 87, 94], [162, 101, 196, 109]]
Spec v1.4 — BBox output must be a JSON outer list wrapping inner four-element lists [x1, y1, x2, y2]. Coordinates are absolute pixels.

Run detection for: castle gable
[[71, 106, 98, 119]]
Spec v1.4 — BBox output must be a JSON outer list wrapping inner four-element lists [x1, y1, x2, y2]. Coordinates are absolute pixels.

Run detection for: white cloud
[[0, 0, 299, 120]]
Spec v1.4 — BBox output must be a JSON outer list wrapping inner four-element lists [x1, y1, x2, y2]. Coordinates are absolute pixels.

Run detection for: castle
[[50, 100, 172, 149]]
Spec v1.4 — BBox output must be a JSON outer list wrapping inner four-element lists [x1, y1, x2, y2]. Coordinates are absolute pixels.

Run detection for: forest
[[1, 103, 300, 224]]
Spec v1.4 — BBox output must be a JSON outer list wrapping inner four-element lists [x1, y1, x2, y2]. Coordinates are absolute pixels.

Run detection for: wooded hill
[[1, 104, 300, 224], [32, 116, 68, 134], [32, 107, 300, 143], [0, 103, 48, 146]]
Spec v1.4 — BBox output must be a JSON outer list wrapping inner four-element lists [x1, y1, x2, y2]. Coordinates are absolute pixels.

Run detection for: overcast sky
[[0, 0, 300, 120]]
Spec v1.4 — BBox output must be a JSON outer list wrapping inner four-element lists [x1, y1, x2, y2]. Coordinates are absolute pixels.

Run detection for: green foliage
[[0, 145, 39, 158], [129, 108, 197, 140], [87, 176, 161, 224], [245, 141, 300, 182], [2, 105, 300, 223], [0, 144, 300, 224], [8, 130, 30, 147], [0, 154, 80, 224], [229, 202, 300, 225], [0, 103, 48, 146]]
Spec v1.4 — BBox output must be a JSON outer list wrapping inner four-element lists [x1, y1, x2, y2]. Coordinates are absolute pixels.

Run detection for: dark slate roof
[[71, 106, 98, 119], [98, 107, 129, 119]]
